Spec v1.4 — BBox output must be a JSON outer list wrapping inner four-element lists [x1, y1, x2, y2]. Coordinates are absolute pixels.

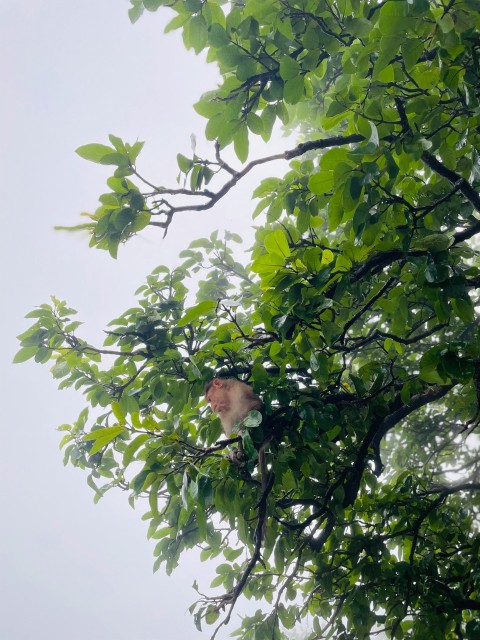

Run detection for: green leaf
[[189, 14, 208, 54], [127, 140, 144, 163], [111, 401, 126, 424], [123, 433, 150, 466], [353, 203, 370, 237], [13, 346, 38, 363], [374, 35, 404, 74], [108, 134, 125, 153], [243, 410, 263, 429], [246, 112, 264, 135], [384, 149, 399, 178], [233, 124, 249, 162], [367, 121, 379, 148], [76, 143, 116, 163], [181, 471, 189, 509], [177, 153, 193, 173], [242, 432, 256, 459], [216, 44, 244, 67], [208, 23, 229, 47], [401, 38, 424, 71], [320, 148, 350, 170], [51, 361, 70, 379], [345, 16, 373, 38], [349, 175, 363, 201], [177, 300, 217, 327], [236, 58, 257, 81], [279, 56, 301, 81], [419, 348, 445, 384], [130, 211, 150, 232], [83, 426, 125, 455], [326, 100, 346, 118], [260, 104, 276, 142], [128, 1, 144, 23], [283, 76, 304, 104], [264, 228, 291, 258], [308, 171, 334, 194], [452, 297, 474, 323], [143, 0, 162, 10], [164, 13, 188, 33]]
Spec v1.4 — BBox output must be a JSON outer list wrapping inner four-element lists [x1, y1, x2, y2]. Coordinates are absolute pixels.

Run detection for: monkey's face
[[205, 382, 231, 416]]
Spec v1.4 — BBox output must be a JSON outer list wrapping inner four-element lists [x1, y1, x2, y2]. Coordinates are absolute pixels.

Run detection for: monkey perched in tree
[[205, 377, 272, 544], [204, 377, 263, 438]]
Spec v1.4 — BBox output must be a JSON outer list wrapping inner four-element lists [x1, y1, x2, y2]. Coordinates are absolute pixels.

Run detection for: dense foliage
[[17, 1, 480, 638]]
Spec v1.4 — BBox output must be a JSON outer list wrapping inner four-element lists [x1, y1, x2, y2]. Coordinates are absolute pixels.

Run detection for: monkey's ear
[[213, 378, 223, 388]]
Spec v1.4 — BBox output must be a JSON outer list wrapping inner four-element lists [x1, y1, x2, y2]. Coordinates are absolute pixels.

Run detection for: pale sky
[[0, 1, 289, 639]]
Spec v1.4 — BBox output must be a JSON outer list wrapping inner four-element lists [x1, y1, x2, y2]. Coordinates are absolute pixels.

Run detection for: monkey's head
[[204, 378, 232, 416]]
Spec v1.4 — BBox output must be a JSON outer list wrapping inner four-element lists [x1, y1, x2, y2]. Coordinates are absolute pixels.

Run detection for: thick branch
[[371, 384, 455, 450], [284, 134, 364, 159], [422, 151, 480, 215], [343, 384, 455, 506], [349, 249, 424, 283], [429, 580, 480, 612], [423, 482, 480, 496], [304, 510, 335, 553]]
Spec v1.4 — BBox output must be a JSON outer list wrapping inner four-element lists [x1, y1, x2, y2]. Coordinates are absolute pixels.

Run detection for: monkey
[[205, 377, 271, 542], [204, 377, 263, 438], [205, 377, 269, 471]]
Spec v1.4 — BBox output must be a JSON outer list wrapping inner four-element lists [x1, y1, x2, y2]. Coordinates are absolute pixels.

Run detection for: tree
[[16, 0, 480, 638]]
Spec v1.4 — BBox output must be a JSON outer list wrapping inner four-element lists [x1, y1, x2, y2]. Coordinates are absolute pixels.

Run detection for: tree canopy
[[16, 0, 480, 638]]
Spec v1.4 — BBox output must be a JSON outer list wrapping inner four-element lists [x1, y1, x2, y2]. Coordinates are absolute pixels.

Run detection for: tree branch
[[343, 384, 455, 506], [395, 96, 480, 220], [146, 134, 364, 233], [421, 151, 480, 216], [422, 482, 480, 496], [211, 473, 275, 639], [371, 384, 455, 451], [336, 277, 396, 345]]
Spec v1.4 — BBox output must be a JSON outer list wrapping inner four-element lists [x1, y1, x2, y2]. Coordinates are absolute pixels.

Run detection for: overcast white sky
[[0, 1, 290, 638]]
